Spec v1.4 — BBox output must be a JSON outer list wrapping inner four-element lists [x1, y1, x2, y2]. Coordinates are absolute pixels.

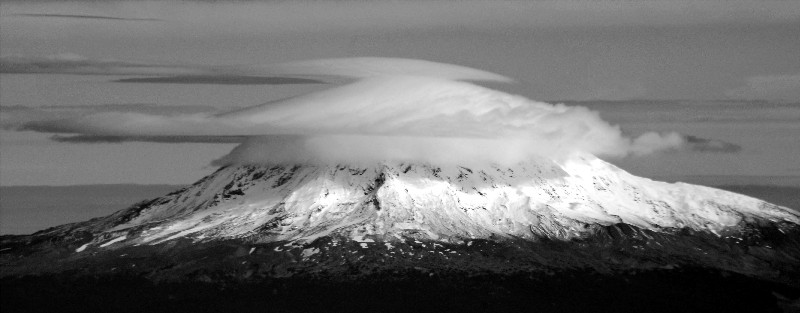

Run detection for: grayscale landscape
[[1, 1, 798, 312]]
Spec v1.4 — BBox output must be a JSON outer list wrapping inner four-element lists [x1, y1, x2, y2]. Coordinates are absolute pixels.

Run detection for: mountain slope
[[2, 153, 797, 283], [65, 153, 797, 246]]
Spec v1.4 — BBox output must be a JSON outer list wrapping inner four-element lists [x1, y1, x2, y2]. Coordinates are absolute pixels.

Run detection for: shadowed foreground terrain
[[2, 221, 799, 313], [2, 268, 798, 313]]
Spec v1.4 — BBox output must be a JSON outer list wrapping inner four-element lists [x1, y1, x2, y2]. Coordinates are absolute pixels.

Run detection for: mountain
[[2, 154, 800, 312]]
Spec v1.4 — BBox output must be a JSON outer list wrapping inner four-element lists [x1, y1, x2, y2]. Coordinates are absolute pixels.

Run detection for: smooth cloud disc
[[16, 58, 686, 163], [236, 57, 514, 82]]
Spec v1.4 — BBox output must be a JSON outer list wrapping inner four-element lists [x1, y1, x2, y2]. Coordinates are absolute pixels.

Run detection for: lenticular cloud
[[23, 57, 685, 165], [249, 57, 514, 83]]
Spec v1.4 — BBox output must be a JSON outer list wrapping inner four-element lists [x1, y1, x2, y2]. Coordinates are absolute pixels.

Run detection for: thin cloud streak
[[1, 104, 221, 131], [0, 54, 202, 76], [683, 136, 742, 154], [7, 13, 161, 21], [113, 75, 324, 85], [32, 125, 740, 156], [50, 135, 246, 144], [1, 54, 500, 84], [558, 100, 800, 124]]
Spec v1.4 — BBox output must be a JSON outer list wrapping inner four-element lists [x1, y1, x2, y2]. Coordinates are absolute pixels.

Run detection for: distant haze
[[0, 185, 182, 234]]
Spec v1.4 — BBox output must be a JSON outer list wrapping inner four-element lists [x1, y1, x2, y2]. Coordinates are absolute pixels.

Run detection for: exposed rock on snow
[[60, 153, 796, 249]]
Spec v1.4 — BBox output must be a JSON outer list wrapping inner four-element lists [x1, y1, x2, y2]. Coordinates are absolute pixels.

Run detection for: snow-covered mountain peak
[[63, 154, 797, 251]]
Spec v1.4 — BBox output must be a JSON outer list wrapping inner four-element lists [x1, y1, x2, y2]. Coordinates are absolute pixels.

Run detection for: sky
[[0, 0, 799, 186]]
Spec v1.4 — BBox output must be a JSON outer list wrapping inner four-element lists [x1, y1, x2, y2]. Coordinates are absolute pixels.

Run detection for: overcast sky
[[1, 0, 798, 186]]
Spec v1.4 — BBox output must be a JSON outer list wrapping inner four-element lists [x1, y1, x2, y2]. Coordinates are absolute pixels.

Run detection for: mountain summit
[[4, 154, 798, 278], [3, 155, 799, 313], [73, 154, 798, 245]]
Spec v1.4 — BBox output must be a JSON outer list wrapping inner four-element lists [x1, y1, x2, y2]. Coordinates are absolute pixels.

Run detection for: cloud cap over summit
[[16, 57, 689, 165]]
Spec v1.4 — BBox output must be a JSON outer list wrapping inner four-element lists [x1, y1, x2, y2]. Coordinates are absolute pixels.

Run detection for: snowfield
[[75, 153, 798, 249]]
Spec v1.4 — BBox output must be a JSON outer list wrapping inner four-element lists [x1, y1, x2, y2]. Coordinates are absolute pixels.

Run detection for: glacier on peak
[[63, 153, 797, 250]]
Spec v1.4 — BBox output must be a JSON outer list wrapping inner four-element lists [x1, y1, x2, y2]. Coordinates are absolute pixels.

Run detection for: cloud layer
[[9, 13, 161, 21], [10, 57, 693, 166], [250, 57, 513, 83], [1, 104, 220, 131], [113, 75, 323, 85], [0, 53, 198, 76], [1, 54, 503, 85]]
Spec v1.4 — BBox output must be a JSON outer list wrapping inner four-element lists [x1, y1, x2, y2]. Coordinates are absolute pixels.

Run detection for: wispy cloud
[[0, 54, 200, 75], [1, 104, 221, 131], [4, 54, 506, 87], [556, 100, 800, 124], [683, 135, 742, 154], [0, 54, 330, 86], [49, 135, 245, 144], [254, 57, 513, 83], [113, 75, 324, 85], [8, 13, 160, 21]]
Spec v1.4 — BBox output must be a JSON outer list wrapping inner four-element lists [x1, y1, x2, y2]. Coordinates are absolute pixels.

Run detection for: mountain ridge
[[3, 154, 800, 312], [2, 153, 798, 284]]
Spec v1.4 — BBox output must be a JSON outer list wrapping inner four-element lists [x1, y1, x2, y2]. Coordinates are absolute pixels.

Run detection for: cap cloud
[[14, 58, 701, 166]]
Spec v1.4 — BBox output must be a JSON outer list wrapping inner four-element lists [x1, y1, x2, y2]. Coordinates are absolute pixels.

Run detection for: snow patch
[[301, 248, 319, 259], [100, 236, 127, 248], [352, 235, 375, 243], [75, 244, 89, 252]]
